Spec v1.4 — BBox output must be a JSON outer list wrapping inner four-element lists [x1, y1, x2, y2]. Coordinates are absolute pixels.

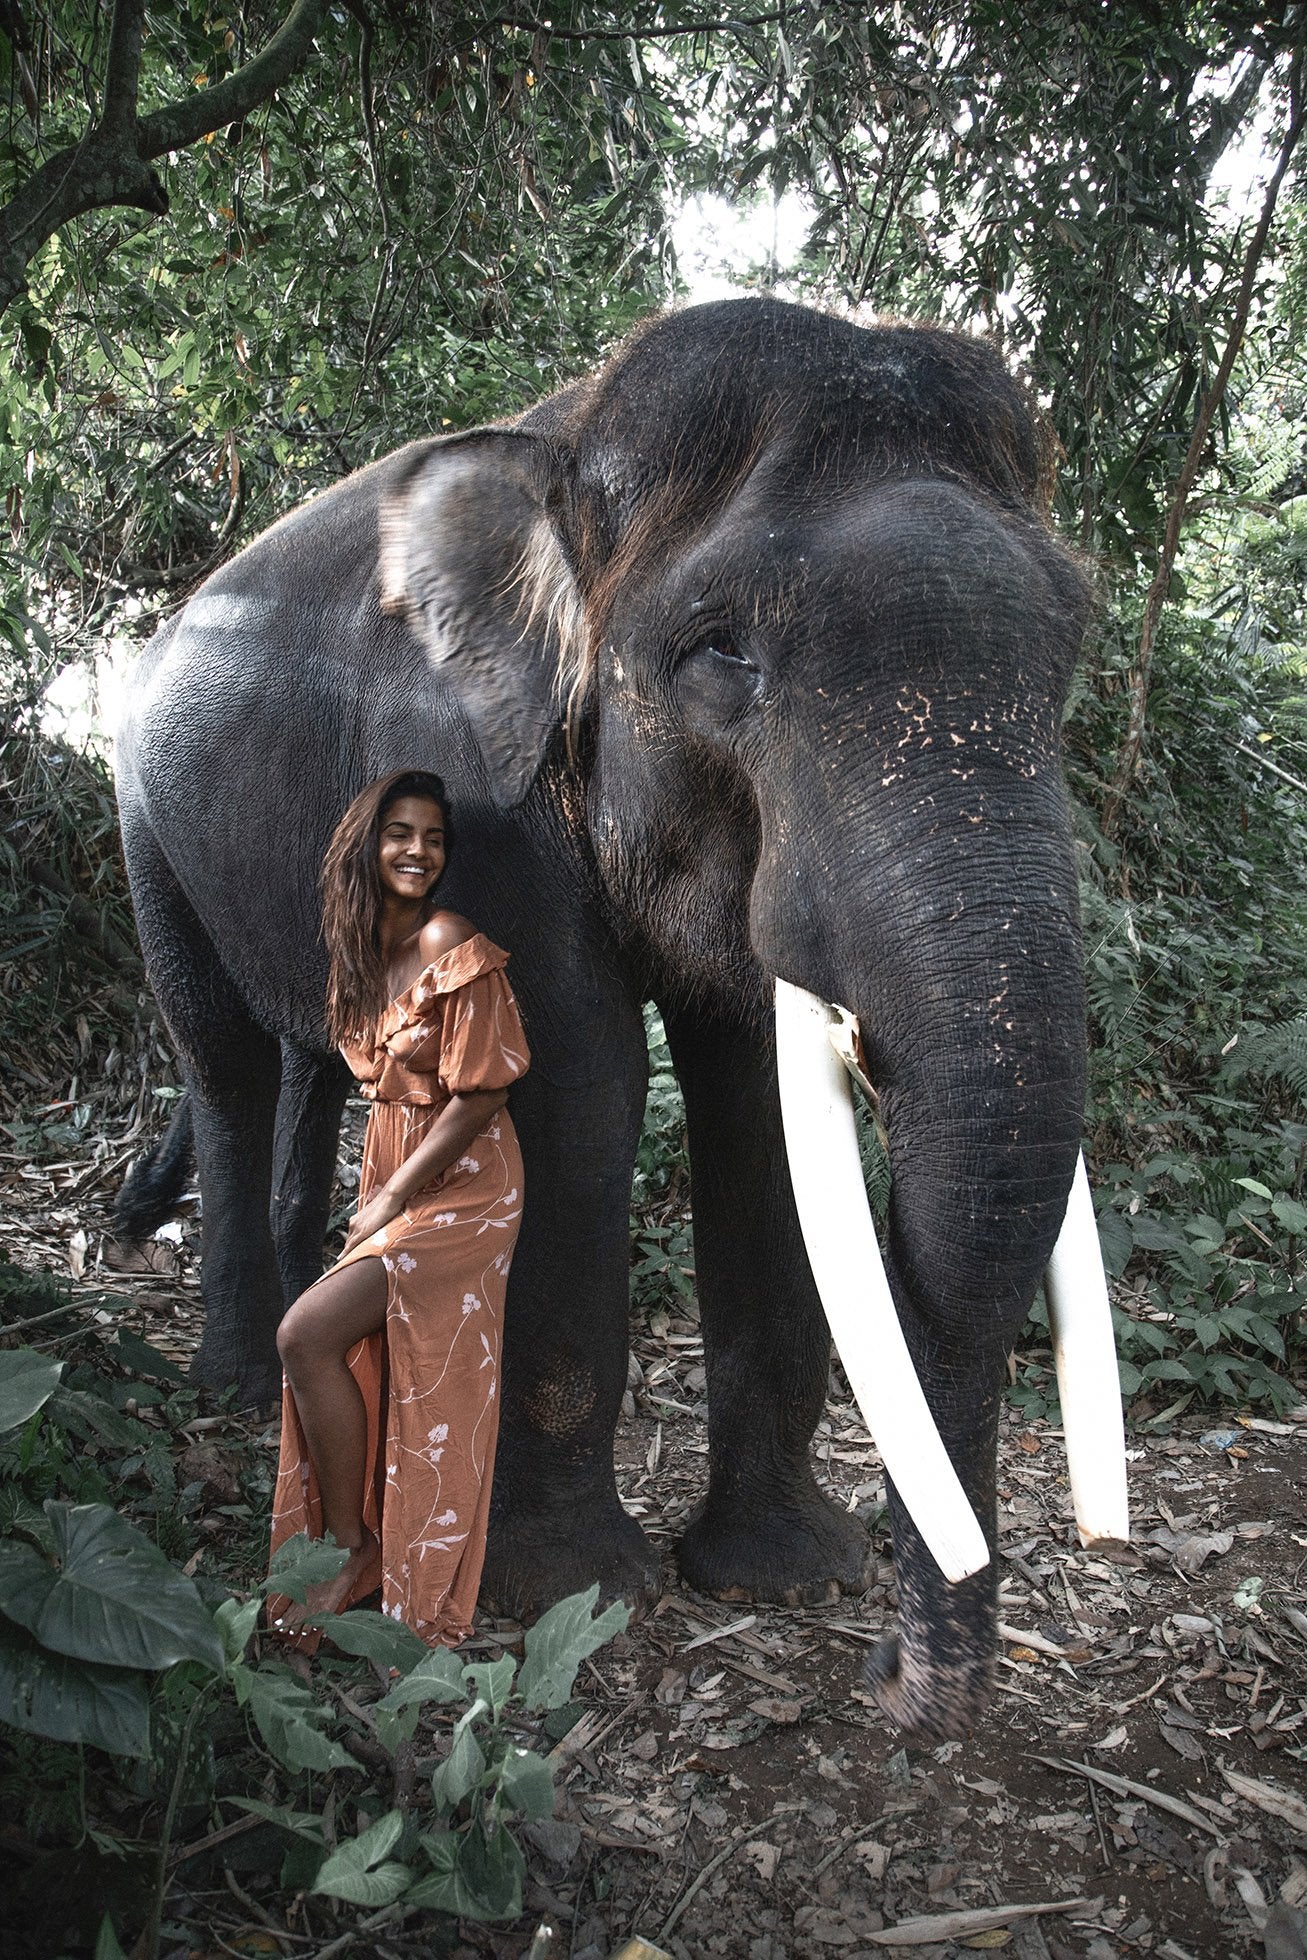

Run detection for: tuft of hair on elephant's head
[[118, 296, 1127, 1745]]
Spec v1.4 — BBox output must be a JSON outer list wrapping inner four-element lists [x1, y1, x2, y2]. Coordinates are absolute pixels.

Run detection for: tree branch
[[101, 0, 146, 140], [1100, 49, 1305, 840], [134, 0, 326, 158], [0, 0, 327, 318]]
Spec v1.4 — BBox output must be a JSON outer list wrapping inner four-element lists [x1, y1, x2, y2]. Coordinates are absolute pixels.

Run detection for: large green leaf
[[515, 1585, 630, 1713], [263, 1532, 348, 1605], [312, 1809, 411, 1907], [0, 1502, 224, 1673], [231, 1661, 358, 1774], [0, 1612, 151, 1757], [214, 1596, 260, 1666], [432, 1709, 487, 1815], [496, 1743, 556, 1824], [0, 1350, 62, 1433], [308, 1609, 427, 1671], [406, 1820, 524, 1921], [376, 1644, 467, 1713], [462, 1653, 516, 1720]]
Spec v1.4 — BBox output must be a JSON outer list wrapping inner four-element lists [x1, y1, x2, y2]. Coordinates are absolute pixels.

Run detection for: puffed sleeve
[[437, 968, 531, 1097], [394, 933, 529, 1098]]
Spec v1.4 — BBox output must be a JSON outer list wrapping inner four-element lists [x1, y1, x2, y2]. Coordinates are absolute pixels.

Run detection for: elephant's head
[[379, 297, 1126, 1738]]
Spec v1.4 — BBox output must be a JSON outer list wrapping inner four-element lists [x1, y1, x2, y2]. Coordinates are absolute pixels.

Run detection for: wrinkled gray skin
[[117, 298, 1090, 1740]]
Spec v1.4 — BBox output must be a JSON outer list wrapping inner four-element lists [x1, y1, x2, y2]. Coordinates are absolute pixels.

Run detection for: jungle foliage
[[0, 1263, 628, 1955]]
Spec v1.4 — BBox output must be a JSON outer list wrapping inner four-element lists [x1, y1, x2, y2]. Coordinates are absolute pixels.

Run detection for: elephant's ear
[[379, 429, 583, 807]]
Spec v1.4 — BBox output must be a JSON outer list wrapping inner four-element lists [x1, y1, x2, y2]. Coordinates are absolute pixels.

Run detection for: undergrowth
[[0, 1262, 626, 1959]]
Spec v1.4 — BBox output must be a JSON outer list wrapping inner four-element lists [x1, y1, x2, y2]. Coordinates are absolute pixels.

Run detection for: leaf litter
[[2, 1119, 1306, 1959]]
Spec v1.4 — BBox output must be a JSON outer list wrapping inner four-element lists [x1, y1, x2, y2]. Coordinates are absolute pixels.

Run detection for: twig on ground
[[658, 1828, 751, 1942]]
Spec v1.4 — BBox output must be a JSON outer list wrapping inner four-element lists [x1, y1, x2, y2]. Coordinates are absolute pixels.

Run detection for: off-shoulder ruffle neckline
[[380, 931, 508, 1033]]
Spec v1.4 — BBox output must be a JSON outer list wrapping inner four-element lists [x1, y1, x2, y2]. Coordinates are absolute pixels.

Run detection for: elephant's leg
[[479, 972, 659, 1618], [662, 1006, 870, 1603], [271, 1042, 351, 1305], [121, 810, 285, 1405]]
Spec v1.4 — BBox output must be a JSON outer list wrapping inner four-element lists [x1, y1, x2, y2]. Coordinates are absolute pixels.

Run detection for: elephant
[[115, 296, 1126, 1741]]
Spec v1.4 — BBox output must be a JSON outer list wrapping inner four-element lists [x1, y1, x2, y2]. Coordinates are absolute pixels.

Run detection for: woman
[[267, 769, 529, 1644]]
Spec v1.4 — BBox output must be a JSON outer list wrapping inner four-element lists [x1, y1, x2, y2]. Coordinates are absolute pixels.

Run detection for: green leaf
[[214, 1595, 260, 1666], [1271, 1195, 1307, 1234], [1095, 1208, 1133, 1278], [1235, 1177, 1273, 1199], [0, 1350, 62, 1433], [94, 1914, 129, 1960], [456, 1817, 526, 1919], [0, 1611, 151, 1757], [516, 1585, 629, 1712], [374, 1701, 420, 1755], [407, 1821, 524, 1920], [226, 1795, 326, 1840], [112, 1330, 185, 1382], [495, 1744, 555, 1823], [312, 1809, 410, 1906], [462, 1652, 516, 1720], [432, 1710, 487, 1814], [307, 1610, 428, 1671], [376, 1644, 467, 1713], [263, 1532, 348, 1604], [0, 1503, 224, 1672], [232, 1661, 358, 1773]]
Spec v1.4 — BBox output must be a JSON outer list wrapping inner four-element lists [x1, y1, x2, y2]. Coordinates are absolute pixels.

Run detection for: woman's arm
[[342, 1087, 508, 1254]]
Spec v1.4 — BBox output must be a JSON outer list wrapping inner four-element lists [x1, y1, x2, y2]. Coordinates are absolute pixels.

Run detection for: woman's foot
[[269, 1528, 382, 1639]]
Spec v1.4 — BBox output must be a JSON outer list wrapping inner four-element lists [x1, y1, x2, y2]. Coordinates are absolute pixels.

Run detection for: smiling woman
[[266, 769, 530, 1649]]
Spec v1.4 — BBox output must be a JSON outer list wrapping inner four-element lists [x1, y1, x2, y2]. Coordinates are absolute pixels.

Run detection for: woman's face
[[376, 795, 447, 904]]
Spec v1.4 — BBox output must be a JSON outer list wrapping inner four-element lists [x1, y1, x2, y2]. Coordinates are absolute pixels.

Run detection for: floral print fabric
[[269, 933, 529, 1644]]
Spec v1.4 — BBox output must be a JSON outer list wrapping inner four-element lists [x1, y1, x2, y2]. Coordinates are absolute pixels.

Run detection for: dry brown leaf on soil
[[1033, 1756, 1224, 1836], [748, 1696, 805, 1723], [861, 1896, 1102, 1947], [1223, 1768, 1307, 1841], [103, 1236, 178, 1275], [1147, 1527, 1235, 1572]]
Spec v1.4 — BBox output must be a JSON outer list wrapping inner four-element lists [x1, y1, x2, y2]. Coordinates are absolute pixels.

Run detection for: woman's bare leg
[[275, 1257, 389, 1624]]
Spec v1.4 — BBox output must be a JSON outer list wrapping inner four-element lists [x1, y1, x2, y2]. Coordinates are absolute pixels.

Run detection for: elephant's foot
[[481, 1495, 661, 1622], [677, 1484, 870, 1606], [191, 1326, 282, 1412], [862, 1634, 994, 1744]]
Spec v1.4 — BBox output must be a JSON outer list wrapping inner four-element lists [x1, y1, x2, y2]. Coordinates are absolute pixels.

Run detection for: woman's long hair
[[322, 770, 453, 1045]]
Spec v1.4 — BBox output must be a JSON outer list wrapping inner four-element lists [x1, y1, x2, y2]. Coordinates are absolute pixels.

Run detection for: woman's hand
[[342, 1185, 406, 1255]]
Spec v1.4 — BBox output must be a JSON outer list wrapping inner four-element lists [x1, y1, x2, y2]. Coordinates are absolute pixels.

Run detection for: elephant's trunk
[[763, 804, 1123, 1738]]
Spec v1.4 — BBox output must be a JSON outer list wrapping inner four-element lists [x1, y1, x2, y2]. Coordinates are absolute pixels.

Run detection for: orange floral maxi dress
[[269, 933, 529, 1645]]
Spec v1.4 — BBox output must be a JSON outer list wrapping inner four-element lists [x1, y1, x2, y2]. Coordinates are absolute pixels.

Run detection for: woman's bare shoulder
[[418, 910, 480, 961]]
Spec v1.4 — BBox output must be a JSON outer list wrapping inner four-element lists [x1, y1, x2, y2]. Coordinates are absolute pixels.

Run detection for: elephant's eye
[[685, 635, 757, 671], [675, 630, 762, 730]]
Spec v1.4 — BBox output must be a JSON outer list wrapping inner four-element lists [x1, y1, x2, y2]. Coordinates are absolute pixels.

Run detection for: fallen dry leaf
[[748, 1696, 804, 1724], [1034, 1756, 1222, 1836], [863, 1896, 1101, 1947], [1224, 1768, 1307, 1841]]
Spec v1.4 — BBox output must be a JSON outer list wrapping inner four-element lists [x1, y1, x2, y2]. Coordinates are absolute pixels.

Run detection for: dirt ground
[[4, 1131, 1307, 1960]]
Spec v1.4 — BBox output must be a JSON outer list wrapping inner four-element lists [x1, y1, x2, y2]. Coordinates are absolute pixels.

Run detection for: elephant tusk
[[774, 978, 991, 1586], [1043, 1154, 1131, 1549]]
